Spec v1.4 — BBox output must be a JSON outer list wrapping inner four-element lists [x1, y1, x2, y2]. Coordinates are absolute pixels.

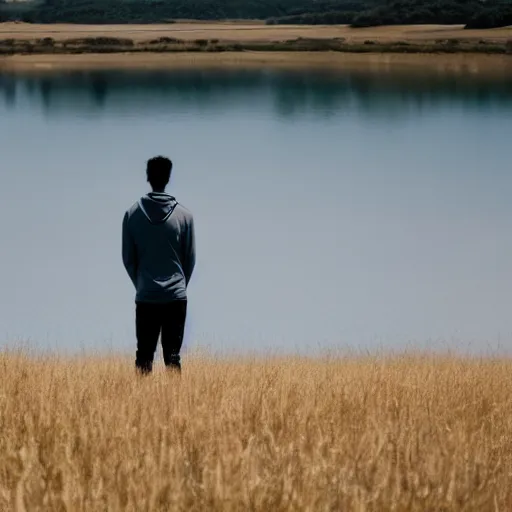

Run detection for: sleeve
[[183, 215, 196, 286], [122, 211, 138, 288]]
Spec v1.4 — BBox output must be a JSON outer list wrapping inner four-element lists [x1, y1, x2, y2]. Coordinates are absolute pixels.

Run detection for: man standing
[[122, 156, 195, 374]]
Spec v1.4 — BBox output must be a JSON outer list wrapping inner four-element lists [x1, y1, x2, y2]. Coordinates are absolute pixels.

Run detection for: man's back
[[123, 156, 195, 374], [123, 192, 195, 303]]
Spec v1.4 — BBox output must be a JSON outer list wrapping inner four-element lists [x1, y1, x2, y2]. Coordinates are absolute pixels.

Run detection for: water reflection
[[1, 69, 512, 117]]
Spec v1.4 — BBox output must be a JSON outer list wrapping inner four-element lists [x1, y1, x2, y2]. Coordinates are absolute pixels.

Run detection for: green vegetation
[[268, 0, 512, 29], [0, 0, 359, 24], [348, 0, 512, 29], [0, 0, 511, 28]]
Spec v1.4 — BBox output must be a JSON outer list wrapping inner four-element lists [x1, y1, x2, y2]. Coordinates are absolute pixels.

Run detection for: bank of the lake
[[0, 22, 511, 62], [2, 51, 512, 74]]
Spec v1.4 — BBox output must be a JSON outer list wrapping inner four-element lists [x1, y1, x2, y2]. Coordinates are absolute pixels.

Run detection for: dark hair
[[146, 156, 173, 190]]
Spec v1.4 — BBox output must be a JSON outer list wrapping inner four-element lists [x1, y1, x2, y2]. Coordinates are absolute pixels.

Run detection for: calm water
[[1, 68, 511, 355]]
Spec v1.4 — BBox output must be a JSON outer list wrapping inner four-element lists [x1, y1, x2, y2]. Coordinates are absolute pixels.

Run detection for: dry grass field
[[1, 351, 511, 511], [0, 22, 511, 44], [0, 22, 510, 71]]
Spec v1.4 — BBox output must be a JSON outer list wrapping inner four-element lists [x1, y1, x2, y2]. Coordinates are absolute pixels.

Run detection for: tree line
[[268, 0, 512, 29], [1, 0, 511, 28]]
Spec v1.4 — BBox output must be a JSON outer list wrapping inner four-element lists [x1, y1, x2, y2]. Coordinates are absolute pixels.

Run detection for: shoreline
[[1, 51, 512, 75], [0, 23, 510, 74]]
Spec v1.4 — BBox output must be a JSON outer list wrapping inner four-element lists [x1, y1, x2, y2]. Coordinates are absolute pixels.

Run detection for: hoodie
[[122, 192, 195, 303]]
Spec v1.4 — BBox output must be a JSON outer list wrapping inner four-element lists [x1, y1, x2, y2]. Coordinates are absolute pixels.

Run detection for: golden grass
[[1, 351, 512, 510], [0, 22, 511, 43], [0, 22, 511, 71]]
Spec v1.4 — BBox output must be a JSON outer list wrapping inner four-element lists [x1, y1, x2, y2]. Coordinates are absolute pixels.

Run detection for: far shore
[[0, 22, 510, 74], [1, 22, 511, 44], [1, 51, 512, 75]]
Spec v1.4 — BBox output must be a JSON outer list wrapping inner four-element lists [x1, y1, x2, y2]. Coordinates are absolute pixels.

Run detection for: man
[[122, 156, 195, 374]]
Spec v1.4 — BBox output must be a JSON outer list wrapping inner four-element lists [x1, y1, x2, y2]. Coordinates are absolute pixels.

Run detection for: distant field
[[0, 22, 511, 43], [0, 22, 510, 72], [1, 352, 512, 510]]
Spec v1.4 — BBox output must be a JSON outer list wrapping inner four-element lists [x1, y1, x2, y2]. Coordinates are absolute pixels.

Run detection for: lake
[[1, 66, 511, 355]]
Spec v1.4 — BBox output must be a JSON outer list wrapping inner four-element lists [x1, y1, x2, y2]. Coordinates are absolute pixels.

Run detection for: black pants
[[135, 300, 187, 373]]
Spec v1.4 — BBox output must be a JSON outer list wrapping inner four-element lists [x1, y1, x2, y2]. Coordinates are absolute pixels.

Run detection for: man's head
[[147, 156, 173, 192]]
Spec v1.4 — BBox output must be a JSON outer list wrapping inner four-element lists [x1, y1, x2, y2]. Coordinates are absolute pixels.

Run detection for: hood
[[138, 193, 178, 224]]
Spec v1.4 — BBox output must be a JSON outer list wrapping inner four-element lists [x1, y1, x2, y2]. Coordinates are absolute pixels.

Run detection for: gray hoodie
[[122, 193, 195, 303]]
